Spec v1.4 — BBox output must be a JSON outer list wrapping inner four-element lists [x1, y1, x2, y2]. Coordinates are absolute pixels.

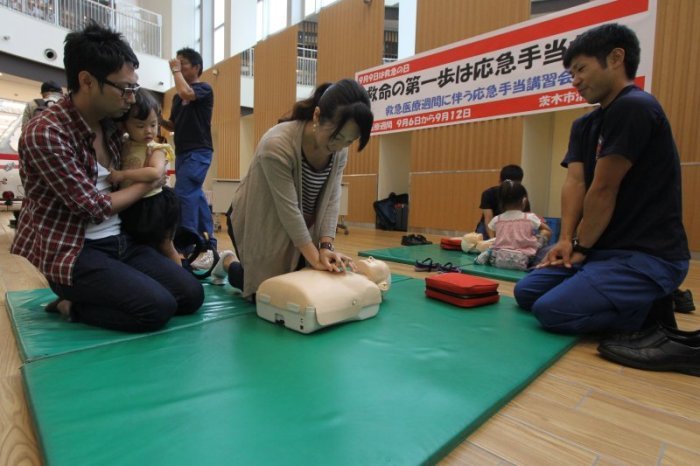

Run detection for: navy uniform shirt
[[562, 85, 689, 261], [170, 81, 213, 153]]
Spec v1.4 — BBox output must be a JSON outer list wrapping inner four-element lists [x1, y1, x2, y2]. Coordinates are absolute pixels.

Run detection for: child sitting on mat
[[475, 180, 551, 270], [108, 89, 181, 264]]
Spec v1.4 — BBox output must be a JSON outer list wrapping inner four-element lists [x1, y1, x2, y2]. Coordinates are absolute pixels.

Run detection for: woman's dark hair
[[176, 47, 204, 77], [499, 180, 528, 211], [118, 88, 161, 122], [563, 23, 640, 80], [279, 78, 374, 151], [64, 23, 139, 93]]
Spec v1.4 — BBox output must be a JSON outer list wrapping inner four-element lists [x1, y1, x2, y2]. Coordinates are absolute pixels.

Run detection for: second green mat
[[359, 244, 527, 281], [23, 279, 576, 466]]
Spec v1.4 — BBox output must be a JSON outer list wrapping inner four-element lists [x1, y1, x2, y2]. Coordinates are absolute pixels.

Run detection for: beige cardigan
[[229, 120, 347, 297]]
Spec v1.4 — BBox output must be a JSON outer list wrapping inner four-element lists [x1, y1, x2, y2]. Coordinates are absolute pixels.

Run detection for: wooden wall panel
[[411, 117, 524, 172], [318, 0, 384, 222], [409, 0, 530, 231], [681, 165, 700, 252], [161, 54, 241, 180], [207, 55, 241, 179], [653, 0, 700, 250], [342, 174, 379, 224], [254, 26, 298, 145], [415, 0, 530, 52], [410, 172, 495, 231], [653, 0, 700, 164]]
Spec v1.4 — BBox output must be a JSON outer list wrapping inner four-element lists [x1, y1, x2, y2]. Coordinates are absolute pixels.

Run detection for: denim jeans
[[174, 149, 216, 249], [49, 235, 204, 333], [514, 249, 688, 334]]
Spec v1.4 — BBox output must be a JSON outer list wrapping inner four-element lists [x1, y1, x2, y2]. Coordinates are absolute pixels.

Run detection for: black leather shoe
[[600, 325, 700, 349], [673, 289, 695, 313], [641, 295, 677, 329], [598, 325, 700, 376]]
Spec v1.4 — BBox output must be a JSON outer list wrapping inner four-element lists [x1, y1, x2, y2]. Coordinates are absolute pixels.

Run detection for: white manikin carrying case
[[256, 269, 383, 334]]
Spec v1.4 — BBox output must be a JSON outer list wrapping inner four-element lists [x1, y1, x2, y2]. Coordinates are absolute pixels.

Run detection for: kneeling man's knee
[[531, 298, 585, 334]]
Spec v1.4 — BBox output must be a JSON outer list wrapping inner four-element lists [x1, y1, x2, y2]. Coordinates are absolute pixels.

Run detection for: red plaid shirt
[[10, 97, 122, 285]]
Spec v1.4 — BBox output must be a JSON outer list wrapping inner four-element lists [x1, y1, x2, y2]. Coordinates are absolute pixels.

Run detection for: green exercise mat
[[359, 245, 527, 282], [22, 279, 576, 466], [458, 263, 528, 282], [5, 282, 255, 362], [390, 273, 412, 283], [359, 244, 476, 267]]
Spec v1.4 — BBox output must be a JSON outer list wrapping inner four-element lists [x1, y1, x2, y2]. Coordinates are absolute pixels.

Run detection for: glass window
[[269, 0, 287, 34], [304, 0, 316, 16], [214, 27, 225, 64], [214, 0, 225, 27], [256, 0, 264, 41], [194, 4, 201, 46]]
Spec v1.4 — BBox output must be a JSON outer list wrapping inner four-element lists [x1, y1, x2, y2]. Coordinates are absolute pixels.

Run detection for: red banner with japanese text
[[356, 0, 656, 135]]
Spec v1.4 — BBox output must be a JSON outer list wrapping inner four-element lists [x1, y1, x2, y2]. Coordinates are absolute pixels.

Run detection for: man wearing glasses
[[11, 24, 204, 332]]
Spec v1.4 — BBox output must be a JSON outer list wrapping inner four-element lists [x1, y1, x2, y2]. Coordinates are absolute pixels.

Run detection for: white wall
[[378, 132, 411, 199], [0, 10, 67, 71], [521, 112, 554, 216], [0, 7, 170, 93], [241, 76, 254, 108], [521, 107, 593, 219]]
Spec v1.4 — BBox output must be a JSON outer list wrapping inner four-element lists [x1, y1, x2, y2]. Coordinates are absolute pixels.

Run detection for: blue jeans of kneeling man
[[514, 249, 688, 335]]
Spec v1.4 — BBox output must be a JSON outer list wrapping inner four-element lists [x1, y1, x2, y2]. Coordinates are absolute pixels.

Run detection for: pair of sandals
[[401, 234, 432, 246], [414, 258, 461, 273]]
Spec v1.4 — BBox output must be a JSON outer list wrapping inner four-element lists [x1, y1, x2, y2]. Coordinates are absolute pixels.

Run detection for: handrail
[[0, 0, 162, 57]]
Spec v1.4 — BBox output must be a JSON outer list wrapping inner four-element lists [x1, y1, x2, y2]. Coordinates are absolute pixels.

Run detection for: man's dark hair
[[176, 47, 204, 77], [279, 78, 374, 151], [499, 164, 524, 182], [41, 81, 63, 94], [563, 23, 640, 80], [64, 23, 139, 93]]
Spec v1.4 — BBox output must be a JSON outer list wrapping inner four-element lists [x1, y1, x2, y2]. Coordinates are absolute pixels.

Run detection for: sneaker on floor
[[211, 250, 237, 285], [191, 250, 215, 270]]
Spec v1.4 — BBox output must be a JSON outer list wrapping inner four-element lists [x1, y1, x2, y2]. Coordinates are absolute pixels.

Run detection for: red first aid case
[[440, 237, 462, 250], [425, 273, 499, 308]]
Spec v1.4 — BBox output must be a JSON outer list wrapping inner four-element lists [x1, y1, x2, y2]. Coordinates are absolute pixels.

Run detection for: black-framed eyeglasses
[[100, 78, 140, 98]]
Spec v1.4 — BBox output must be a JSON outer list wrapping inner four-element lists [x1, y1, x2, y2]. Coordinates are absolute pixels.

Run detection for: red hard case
[[440, 237, 462, 250], [425, 273, 499, 308]]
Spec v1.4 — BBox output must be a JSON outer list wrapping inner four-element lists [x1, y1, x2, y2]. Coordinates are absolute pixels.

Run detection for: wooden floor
[[1, 211, 699, 466]]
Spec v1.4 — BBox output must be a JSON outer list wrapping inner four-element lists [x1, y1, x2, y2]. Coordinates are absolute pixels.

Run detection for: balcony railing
[[240, 47, 317, 87], [0, 0, 162, 57]]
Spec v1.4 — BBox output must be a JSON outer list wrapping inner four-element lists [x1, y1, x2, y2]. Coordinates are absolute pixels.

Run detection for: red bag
[[425, 273, 499, 308], [440, 237, 462, 250]]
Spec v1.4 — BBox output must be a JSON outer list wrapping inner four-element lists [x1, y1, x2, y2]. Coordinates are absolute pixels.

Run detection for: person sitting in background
[[476, 180, 551, 270], [476, 164, 531, 239]]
